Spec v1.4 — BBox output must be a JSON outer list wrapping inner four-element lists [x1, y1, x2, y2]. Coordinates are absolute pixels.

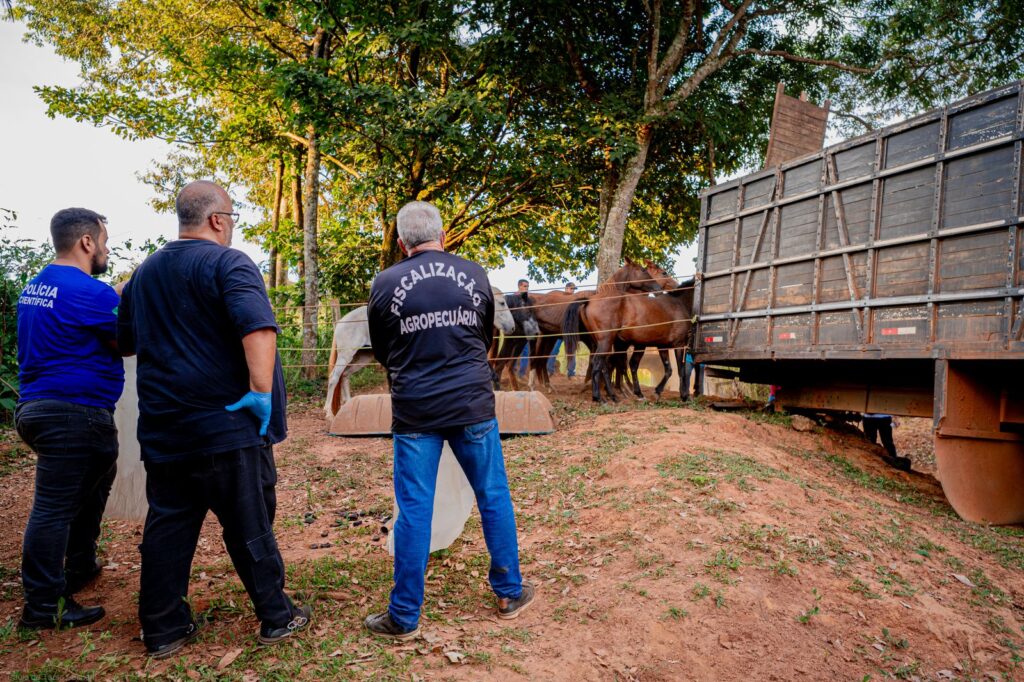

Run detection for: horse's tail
[[562, 301, 586, 355], [327, 325, 339, 376]]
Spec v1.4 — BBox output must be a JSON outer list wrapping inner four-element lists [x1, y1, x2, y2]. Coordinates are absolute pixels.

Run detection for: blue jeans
[[547, 339, 576, 377], [390, 418, 522, 630], [139, 444, 294, 647], [15, 399, 118, 605], [517, 345, 529, 376]]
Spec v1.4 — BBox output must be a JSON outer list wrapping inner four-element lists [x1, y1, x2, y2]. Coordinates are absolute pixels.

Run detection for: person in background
[[546, 282, 577, 379], [365, 201, 534, 640], [14, 208, 122, 629], [118, 180, 309, 658], [862, 413, 911, 471], [516, 278, 530, 377]]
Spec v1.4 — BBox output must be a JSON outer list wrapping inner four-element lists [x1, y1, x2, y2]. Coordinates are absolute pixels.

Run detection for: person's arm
[[116, 278, 136, 356], [241, 328, 277, 393], [367, 284, 390, 369]]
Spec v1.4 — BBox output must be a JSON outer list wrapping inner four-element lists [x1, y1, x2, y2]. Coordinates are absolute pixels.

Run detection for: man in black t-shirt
[[118, 181, 309, 658], [364, 201, 534, 640]]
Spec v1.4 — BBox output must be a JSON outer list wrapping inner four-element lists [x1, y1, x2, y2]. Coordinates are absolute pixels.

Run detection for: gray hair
[[176, 180, 224, 228], [396, 201, 443, 249]]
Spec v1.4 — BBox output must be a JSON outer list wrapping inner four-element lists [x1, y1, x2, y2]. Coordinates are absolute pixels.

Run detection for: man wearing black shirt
[[364, 201, 534, 639], [118, 181, 309, 658]]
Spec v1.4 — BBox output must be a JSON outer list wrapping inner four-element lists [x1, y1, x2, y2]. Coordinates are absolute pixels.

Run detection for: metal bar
[[826, 154, 864, 340], [700, 133, 1023, 228]]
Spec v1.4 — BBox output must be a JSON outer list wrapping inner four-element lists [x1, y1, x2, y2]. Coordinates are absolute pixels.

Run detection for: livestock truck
[[693, 81, 1024, 524]]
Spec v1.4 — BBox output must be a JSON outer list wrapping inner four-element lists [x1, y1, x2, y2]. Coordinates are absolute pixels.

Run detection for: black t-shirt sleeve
[[217, 250, 279, 338], [117, 277, 136, 356], [367, 281, 390, 369]]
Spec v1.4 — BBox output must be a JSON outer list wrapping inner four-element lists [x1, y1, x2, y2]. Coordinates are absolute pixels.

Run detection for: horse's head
[[504, 292, 541, 337], [492, 285, 515, 335], [615, 259, 663, 294], [644, 260, 679, 290]]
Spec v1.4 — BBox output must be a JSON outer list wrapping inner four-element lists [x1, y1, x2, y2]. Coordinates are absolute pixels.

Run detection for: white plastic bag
[[386, 442, 476, 555], [105, 356, 149, 522]]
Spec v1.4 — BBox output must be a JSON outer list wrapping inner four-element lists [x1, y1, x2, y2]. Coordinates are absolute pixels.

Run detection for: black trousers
[[15, 399, 118, 605], [139, 444, 293, 647], [863, 416, 897, 458]]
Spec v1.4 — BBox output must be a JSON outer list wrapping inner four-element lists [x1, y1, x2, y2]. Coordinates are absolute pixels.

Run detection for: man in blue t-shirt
[[15, 207, 124, 630], [118, 180, 308, 658], [363, 201, 534, 640]]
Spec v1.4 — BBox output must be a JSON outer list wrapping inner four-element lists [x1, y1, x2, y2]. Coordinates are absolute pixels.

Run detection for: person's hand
[[891, 416, 901, 428], [225, 391, 273, 436]]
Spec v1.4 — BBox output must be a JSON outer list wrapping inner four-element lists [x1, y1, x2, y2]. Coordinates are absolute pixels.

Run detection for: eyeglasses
[[210, 212, 239, 222]]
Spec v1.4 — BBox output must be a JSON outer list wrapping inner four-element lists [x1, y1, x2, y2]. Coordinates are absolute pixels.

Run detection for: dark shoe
[[363, 611, 420, 641], [259, 603, 312, 645], [145, 619, 203, 659], [64, 558, 104, 595], [891, 456, 913, 472], [19, 597, 105, 630], [497, 581, 536, 620]]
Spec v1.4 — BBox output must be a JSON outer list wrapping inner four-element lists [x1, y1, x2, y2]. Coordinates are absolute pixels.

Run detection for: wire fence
[[269, 270, 698, 313]]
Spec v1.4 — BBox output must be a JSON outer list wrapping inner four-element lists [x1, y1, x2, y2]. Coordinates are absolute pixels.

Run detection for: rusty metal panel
[[936, 301, 1005, 343], [772, 314, 813, 346], [696, 80, 1024, 364], [872, 305, 930, 344]]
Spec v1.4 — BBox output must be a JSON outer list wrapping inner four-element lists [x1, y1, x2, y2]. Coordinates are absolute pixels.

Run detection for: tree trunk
[[595, 124, 654, 282], [268, 155, 284, 289], [292, 148, 304, 281], [597, 164, 620, 246], [301, 124, 321, 379]]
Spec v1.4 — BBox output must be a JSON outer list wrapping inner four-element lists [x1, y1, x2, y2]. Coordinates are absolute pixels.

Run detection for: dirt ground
[[0, 378, 1022, 681]]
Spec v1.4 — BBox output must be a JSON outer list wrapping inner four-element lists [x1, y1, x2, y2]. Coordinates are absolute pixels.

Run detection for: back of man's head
[[50, 208, 106, 255], [176, 181, 224, 230], [396, 201, 443, 249]]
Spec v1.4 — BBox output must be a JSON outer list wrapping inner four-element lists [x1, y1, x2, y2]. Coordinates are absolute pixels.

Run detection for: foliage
[[12, 0, 1024, 293], [0, 210, 53, 421]]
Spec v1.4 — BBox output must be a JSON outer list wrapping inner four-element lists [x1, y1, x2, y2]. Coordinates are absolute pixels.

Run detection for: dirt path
[[0, 381, 1022, 681]]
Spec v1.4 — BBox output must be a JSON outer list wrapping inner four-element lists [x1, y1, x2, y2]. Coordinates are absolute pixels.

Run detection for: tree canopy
[[13, 0, 1024, 292]]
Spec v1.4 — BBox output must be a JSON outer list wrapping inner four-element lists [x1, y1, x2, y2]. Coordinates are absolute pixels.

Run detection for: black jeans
[[14, 399, 118, 605], [138, 444, 293, 647], [863, 416, 897, 458]]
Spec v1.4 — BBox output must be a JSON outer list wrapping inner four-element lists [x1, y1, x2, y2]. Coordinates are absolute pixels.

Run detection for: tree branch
[[736, 49, 879, 74], [564, 37, 603, 103], [281, 132, 360, 179]]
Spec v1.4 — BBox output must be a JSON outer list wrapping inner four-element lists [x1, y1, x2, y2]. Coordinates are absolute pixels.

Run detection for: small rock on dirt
[[790, 415, 816, 432]]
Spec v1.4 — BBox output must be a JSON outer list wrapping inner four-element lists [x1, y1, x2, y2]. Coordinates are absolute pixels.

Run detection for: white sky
[[0, 19, 697, 297]]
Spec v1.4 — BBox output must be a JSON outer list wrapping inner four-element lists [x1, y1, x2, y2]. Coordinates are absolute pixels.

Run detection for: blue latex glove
[[225, 391, 273, 436]]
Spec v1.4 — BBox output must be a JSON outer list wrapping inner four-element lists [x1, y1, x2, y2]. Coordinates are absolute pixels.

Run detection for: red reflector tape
[[704, 336, 723, 343], [778, 332, 796, 340], [880, 326, 917, 336]]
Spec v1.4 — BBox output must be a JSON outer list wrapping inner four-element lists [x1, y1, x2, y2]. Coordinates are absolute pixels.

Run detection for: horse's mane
[[668, 277, 695, 297], [598, 265, 644, 295]]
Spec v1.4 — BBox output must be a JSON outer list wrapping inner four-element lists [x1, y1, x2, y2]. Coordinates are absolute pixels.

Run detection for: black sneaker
[[64, 558, 104, 595], [363, 611, 420, 641], [19, 597, 105, 630], [259, 604, 312, 645], [497, 582, 536, 620], [145, 620, 203, 659]]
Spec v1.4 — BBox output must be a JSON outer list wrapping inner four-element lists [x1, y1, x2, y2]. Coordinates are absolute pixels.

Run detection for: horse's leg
[[508, 340, 522, 391], [654, 348, 671, 398], [629, 346, 646, 399], [677, 348, 690, 401], [590, 349, 603, 403]]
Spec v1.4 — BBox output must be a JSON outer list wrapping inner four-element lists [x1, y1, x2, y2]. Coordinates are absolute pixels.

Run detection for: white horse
[[325, 285, 515, 419]]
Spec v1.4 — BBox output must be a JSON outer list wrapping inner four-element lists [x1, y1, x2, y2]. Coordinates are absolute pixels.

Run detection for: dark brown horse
[[527, 261, 678, 392], [622, 278, 695, 400], [562, 261, 665, 402]]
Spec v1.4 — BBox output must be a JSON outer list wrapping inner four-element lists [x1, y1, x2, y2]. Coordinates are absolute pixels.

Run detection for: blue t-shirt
[[117, 240, 287, 462], [17, 264, 125, 409]]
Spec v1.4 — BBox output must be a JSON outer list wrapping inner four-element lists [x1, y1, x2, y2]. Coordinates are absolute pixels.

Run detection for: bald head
[[176, 181, 229, 229], [175, 180, 236, 246]]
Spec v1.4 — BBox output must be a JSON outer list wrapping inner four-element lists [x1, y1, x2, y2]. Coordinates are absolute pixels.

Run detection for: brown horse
[[562, 261, 665, 402], [622, 278, 695, 400], [527, 261, 678, 392]]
